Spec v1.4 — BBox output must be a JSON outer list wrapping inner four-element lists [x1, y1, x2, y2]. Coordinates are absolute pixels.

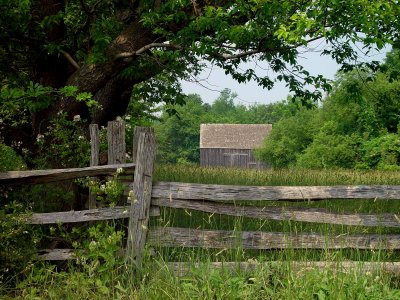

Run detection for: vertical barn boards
[[200, 124, 272, 168]]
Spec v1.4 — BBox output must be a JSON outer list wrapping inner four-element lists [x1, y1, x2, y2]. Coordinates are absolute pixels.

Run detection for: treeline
[[155, 49, 400, 170], [257, 51, 400, 170]]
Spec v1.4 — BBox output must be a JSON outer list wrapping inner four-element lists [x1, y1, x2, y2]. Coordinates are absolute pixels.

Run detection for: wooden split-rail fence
[[1, 122, 400, 273]]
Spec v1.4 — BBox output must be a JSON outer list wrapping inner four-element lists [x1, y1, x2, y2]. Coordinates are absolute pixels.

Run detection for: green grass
[[152, 165, 400, 262], [3, 165, 400, 299]]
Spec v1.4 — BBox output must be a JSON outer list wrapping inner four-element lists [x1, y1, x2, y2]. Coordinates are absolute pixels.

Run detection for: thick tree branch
[[115, 35, 325, 62], [114, 43, 183, 59]]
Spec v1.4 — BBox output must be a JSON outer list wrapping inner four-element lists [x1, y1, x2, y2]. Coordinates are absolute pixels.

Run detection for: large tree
[[1, 0, 399, 154]]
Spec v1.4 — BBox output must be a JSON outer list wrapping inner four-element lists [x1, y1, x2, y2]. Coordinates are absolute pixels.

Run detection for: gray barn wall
[[200, 148, 266, 169]]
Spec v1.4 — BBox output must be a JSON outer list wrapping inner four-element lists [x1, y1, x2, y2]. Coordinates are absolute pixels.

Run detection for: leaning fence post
[[126, 127, 156, 267]]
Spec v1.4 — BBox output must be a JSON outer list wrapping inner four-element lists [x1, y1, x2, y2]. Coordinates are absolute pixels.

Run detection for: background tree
[[257, 49, 400, 170], [155, 94, 209, 164]]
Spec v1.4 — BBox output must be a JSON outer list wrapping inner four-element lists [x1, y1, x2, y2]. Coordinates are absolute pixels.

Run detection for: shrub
[[361, 133, 400, 170], [0, 144, 26, 172]]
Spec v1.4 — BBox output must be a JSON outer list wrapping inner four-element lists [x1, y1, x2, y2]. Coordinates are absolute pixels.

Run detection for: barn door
[[223, 152, 249, 168]]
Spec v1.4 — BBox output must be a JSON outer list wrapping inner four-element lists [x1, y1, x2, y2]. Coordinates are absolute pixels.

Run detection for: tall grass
[[153, 165, 400, 262], [4, 165, 400, 299], [154, 164, 400, 186]]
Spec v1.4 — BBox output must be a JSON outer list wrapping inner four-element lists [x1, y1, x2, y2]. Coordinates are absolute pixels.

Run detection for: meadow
[[2, 165, 400, 299]]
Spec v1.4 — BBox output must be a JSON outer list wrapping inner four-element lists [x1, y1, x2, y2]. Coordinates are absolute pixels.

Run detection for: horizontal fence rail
[[0, 163, 135, 186], [151, 198, 400, 228], [147, 227, 400, 250], [26, 206, 160, 224], [38, 249, 76, 260], [167, 261, 400, 276], [150, 182, 400, 201], [36, 249, 400, 276]]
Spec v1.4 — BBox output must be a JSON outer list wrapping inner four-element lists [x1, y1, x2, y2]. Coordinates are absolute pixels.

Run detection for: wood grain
[[166, 261, 400, 276], [36, 249, 400, 277], [151, 198, 400, 228], [37, 249, 75, 260], [151, 182, 400, 201], [25, 206, 160, 224], [107, 120, 126, 164], [147, 227, 400, 250], [0, 163, 135, 186], [89, 124, 100, 208], [126, 128, 156, 266]]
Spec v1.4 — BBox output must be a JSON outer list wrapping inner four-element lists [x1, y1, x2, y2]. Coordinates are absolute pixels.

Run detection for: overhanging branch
[[114, 36, 325, 62]]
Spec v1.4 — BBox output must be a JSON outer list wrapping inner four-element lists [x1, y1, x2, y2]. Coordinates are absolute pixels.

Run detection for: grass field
[[3, 165, 400, 299]]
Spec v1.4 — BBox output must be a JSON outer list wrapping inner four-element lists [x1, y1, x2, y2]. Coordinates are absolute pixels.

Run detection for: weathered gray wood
[[132, 127, 153, 163], [36, 249, 400, 276], [151, 182, 400, 201], [89, 124, 100, 167], [147, 227, 400, 250], [107, 120, 126, 164], [151, 198, 400, 228], [0, 163, 135, 186], [89, 124, 100, 208], [167, 261, 400, 276], [126, 128, 156, 266], [38, 249, 75, 260], [25, 206, 160, 224]]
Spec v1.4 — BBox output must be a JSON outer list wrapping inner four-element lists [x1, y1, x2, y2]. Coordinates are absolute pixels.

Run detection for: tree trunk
[[33, 13, 160, 133]]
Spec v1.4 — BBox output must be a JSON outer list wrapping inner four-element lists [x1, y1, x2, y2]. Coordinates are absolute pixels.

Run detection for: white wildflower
[[73, 115, 81, 122], [36, 134, 44, 143], [116, 167, 123, 174], [125, 115, 131, 120], [78, 135, 84, 140]]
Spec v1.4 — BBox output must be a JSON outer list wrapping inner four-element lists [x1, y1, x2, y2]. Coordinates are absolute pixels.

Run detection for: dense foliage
[[256, 49, 400, 170]]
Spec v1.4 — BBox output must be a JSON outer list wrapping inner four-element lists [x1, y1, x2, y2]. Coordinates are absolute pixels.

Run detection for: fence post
[[88, 124, 99, 209], [126, 127, 156, 267], [107, 120, 126, 164]]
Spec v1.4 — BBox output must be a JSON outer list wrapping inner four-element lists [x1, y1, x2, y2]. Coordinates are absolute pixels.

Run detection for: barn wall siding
[[200, 148, 266, 169]]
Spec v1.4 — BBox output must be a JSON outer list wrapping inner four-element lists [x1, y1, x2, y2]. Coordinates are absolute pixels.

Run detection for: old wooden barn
[[200, 124, 272, 168]]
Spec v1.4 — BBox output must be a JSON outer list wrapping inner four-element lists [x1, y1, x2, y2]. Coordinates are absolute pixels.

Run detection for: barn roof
[[200, 124, 272, 149]]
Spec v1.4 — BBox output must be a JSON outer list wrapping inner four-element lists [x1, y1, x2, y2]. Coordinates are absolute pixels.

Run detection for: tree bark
[[35, 19, 160, 129]]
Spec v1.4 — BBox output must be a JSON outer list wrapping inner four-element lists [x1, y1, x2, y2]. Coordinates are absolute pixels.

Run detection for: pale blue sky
[[181, 44, 389, 106]]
